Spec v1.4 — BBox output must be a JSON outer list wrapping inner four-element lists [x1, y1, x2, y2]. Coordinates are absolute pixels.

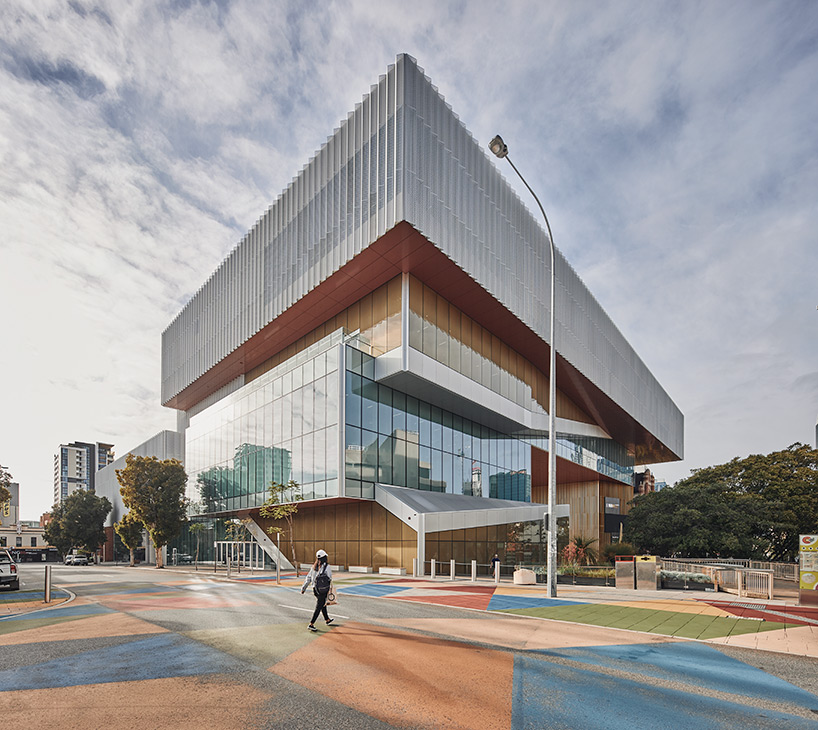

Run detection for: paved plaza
[[1, 563, 817, 729]]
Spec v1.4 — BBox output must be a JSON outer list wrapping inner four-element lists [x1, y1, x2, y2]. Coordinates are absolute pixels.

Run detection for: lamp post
[[489, 134, 558, 598]]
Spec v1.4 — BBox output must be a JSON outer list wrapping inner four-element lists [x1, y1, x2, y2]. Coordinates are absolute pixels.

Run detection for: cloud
[[1, 0, 817, 516]]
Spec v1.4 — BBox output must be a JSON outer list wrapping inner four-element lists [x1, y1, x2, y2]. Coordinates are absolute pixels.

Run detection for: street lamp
[[489, 134, 558, 598]]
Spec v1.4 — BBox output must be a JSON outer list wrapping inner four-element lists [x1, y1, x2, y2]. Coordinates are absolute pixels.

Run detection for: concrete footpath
[[3, 563, 817, 658], [3, 563, 818, 730]]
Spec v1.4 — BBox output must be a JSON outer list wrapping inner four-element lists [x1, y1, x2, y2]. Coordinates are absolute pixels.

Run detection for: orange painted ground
[[3, 676, 274, 730], [273, 621, 513, 729], [0, 612, 168, 646]]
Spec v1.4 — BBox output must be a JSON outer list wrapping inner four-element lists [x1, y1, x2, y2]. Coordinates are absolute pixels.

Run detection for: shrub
[[601, 542, 636, 564], [660, 570, 712, 584]]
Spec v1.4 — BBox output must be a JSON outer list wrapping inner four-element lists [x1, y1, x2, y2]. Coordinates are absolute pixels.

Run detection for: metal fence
[[667, 557, 797, 582], [661, 559, 774, 599]]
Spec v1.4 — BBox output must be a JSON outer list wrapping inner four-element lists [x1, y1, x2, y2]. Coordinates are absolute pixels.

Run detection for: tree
[[115, 512, 145, 567], [259, 479, 303, 576], [43, 503, 72, 557], [189, 522, 207, 569], [0, 463, 13, 505], [628, 443, 818, 561], [43, 490, 112, 558], [676, 443, 818, 561], [561, 536, 598, 566], [117, 454, 188, 569], [626, 479, 773, 559]]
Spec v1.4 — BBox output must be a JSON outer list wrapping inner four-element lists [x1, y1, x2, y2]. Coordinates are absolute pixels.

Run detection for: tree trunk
[[129, 547, 135, 567], [288, 520, 298, 577], [154, 537, 164, 568]]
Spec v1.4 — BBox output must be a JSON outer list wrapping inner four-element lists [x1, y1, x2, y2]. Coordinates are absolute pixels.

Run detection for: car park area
[[0, 549, 20, 590]]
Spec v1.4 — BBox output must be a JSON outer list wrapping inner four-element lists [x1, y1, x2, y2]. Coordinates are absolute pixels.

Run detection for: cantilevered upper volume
[[162, 54, 682, 465]]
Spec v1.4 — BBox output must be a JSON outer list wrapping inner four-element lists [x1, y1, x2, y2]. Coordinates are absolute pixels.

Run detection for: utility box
[[635, 555, 660, 591], [615, 557, 636, 589]]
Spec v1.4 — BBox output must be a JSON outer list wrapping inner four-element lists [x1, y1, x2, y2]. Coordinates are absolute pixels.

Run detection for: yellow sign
[[800, 535, 818, 593], [800, 534, 818, 552]]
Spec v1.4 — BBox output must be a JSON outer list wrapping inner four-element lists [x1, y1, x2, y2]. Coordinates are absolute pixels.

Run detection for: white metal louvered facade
[[161, 54, 683, 459]]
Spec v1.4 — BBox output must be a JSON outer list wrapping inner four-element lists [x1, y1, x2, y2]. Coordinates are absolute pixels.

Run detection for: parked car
[[176, 553, 193, 565], [0, 549, 20, 590], [64, 553, 90, 566]]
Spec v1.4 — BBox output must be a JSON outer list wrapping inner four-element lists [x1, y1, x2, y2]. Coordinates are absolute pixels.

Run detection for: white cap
[[316, 549, 327, 558]]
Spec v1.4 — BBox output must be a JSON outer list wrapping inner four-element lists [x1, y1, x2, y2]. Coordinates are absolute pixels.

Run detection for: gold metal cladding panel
[[246, 277, 402, 385], [408, 275, 593, 423], [256, 501, 416, 569]]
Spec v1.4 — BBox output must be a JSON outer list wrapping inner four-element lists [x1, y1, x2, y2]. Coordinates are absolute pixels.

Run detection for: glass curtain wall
[[344, 345, 533, 501], [185, 333, 342, 516]]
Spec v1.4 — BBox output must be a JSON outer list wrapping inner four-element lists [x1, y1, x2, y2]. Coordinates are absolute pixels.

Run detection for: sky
[[1, 0, 817, 520]]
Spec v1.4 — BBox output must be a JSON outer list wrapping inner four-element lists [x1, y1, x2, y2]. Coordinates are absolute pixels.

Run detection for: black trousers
[[311, 590, 329, 624]]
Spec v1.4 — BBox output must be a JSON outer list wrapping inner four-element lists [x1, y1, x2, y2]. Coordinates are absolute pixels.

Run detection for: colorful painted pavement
[[2, 574, 818, 728], [333, 577, 818, 653]]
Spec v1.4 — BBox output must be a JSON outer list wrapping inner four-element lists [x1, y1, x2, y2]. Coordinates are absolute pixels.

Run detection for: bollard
[[471, 559, 477, 582], [275, 534, 280, 582], [412, 557, 417, 577], [44, 564, 52, 603], [431, 558, 436, 579], [494, 560, 500, 584], [450, 559, 456, 581]]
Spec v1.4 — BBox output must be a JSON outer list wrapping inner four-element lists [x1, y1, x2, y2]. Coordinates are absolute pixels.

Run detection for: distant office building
[[95, 430, 184, 562], [654, 480, 668, 492], [633, 468, 656, 496], [161, 55, 683, 571], [53, 441, 115, 505], [1, 482, 19, 528]]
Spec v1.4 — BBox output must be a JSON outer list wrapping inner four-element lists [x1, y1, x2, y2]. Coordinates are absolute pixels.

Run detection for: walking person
[[301, 549, 334, 631]]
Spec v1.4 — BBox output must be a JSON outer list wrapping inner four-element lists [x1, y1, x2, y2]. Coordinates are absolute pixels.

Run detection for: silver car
[[0, 549, 19, 590]]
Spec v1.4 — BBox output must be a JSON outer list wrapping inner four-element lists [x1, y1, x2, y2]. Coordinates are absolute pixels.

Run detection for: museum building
[[162, 55, 683, 573]]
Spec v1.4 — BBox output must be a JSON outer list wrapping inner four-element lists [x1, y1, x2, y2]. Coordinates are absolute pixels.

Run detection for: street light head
[[488, 135, 508, 159]]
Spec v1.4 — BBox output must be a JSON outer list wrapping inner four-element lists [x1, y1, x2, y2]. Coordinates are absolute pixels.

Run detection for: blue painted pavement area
[[512, 643, 818, 730], [534, 642, 818, 710], [0, 632, 244, 691], [488, 594, 585, 611], [338, 583, 413, 597]]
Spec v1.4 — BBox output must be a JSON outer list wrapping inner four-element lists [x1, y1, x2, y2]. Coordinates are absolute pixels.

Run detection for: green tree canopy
[[626, 443, 818, 561], [115, 511, 145, 567], [43, 489, 112, 557], [117, 454, 188, 569], [0, 463, 13, 505]]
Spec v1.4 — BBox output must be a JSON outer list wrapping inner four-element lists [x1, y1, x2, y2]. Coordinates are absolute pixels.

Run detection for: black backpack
[[315, 566, 331, 595]]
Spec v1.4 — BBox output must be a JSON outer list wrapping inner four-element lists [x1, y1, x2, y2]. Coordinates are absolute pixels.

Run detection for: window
[[16, 537, 22, 547], [30, 537, 37, 547]]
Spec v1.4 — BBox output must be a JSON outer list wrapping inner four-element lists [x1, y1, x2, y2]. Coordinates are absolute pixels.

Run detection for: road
[[2, 563, 818, 729]]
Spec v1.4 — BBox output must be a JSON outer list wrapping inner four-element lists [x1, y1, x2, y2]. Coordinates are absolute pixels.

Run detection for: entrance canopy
[[375, 483, 567, 533], [375, 484, 569, 575]]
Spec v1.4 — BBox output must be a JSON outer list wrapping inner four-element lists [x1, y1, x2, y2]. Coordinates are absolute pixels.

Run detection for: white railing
[[667, 557, 797, 582], [749, 561, 798, 581], [660, 560, 774, 599]]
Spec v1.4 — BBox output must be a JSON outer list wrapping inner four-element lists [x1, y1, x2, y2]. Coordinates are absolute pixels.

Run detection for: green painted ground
[[499, 603, 802, 639]]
